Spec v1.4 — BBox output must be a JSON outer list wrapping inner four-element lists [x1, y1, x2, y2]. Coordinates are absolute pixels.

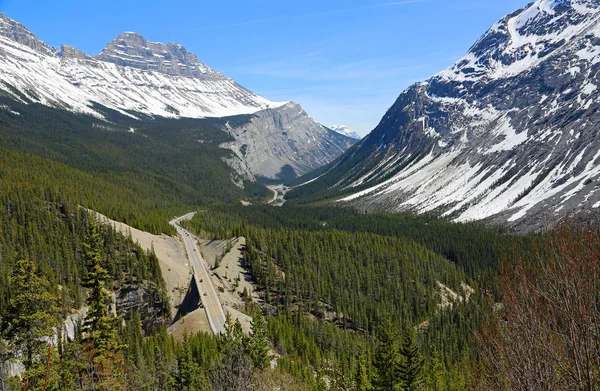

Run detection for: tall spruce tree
[[2, 259, 59, 370], [373, 318, 402, 391], [176, 333, 202, 391], [354, 349, 373, 391], [399, 328, 424, 391], [247, 309, 271, 370], [222, 313, 245, 355], [213, 313, 253, 390], [82, 221, 118, 356]]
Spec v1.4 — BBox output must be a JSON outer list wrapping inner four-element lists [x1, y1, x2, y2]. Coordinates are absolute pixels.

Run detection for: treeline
[[0, 147, 189, 234], [242, 228, 464, 330]]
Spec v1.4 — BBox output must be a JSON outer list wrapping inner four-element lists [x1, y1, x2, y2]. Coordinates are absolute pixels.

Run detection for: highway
[[170, 213, 226, 335]]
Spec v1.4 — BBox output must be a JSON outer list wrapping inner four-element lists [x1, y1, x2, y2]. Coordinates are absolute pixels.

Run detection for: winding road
[[170, 213, 226, 335]]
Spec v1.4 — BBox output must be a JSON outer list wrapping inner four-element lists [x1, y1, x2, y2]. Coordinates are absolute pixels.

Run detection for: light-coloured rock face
[[96, 32, 220, 79], [222, 102, 356, 179], [0, 13, 55, 56]]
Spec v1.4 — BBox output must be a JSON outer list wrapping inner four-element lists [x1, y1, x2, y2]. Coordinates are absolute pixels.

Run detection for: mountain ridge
[[290, 0, 600, 230], [0, 13, 356, 180]]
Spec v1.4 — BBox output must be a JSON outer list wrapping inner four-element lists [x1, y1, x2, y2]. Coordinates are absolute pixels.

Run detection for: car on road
[[200, 279, 203, 283], [203, 293, 208, 296]]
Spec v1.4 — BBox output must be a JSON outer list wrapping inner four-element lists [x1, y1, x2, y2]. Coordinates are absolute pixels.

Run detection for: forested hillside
[[1, 149, 599, 390], [180, 205, 543, 389], [0, 97, 270, 233]]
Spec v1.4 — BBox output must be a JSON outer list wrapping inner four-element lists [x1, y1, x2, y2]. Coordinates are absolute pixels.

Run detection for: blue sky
[[1, 0, 527, 135]]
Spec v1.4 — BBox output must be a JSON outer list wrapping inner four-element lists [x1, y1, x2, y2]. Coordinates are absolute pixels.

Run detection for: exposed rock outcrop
[[222, 102, 356, 179]]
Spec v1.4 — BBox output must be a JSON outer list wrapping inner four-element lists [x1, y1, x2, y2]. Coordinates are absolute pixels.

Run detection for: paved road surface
[[170, 213, 226, 335], [267, 186, 279, 204]]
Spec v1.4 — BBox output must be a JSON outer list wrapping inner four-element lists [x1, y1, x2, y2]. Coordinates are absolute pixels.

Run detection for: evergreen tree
[[176, 333, 202, 391], [399, 328, 424, 391], [354, 350, 372, 391], [82, 221, 118, 357], [123, 312, 144, 366], [19, 346, 62, 391], [373, 318, 402, 391], [213, 314, 254, 390], [247, 309, 271, 370], [2, 259, 59, 370], [425, 346, 445, 391], [222, 313, 245, 355]]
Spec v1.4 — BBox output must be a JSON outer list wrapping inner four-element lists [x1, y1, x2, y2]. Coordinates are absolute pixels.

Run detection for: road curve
[[170, 213, 226, 335]]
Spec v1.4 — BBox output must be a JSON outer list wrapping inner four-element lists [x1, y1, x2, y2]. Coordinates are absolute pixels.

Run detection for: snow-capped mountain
[[299, 0, 600, 230], [329, 125, 361, 140], [0, 15, 277, 119], [0, 13, 355, 179]]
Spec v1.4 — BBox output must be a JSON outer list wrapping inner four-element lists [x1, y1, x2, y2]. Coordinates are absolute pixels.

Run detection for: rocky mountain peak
[[0, 13, 56, 56], [59, 44, 93, 61], [96, 32, 222, 79], [329, 125, 361, 140], [436, 0, 600, 84]]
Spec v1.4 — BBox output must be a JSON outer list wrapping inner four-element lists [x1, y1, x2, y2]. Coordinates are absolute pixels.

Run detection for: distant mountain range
[[291, 0, 600, 230], [0, 14, 356, 180], [329, 125, 362, 140]]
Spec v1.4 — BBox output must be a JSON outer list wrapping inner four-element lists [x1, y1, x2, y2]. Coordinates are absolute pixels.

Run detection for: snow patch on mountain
[[329, 125, 361, 140]]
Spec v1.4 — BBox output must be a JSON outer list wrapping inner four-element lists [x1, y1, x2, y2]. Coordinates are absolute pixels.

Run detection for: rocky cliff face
[[222, 103, 356, 179], [96, 32, 219, 79], [0, 13, 55, 56], [303, 0, 600, 230], [0, 14, 355, 179], [115, 281, 169, 333]]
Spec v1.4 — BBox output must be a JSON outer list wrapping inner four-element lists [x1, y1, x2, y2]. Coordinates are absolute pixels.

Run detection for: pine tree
[[2, 259, 59, 370], [399, 328, 424, 391], [373, 318, 402, 391], [354, 350, 372, 391], [247, 309, 271, 370], [82, 221, 118, 357], [123, 311, 144, 368], [176, 333, 202, 391], [214, 313, 253, 390], [19, 346, 62, 391], [222, 313, 244, 355], [425, 346, 445, 391]]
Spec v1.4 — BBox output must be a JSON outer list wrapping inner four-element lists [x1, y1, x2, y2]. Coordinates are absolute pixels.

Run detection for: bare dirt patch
[[168, 309, 212, 341], [199, 237, 260, 333]]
